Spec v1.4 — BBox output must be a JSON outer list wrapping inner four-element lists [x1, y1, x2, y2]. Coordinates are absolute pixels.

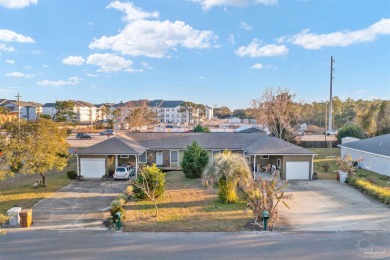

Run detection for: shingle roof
[[76, 132, 315, 156], [43, 103, 56, 107], [76, 137, 146, 155], [159, 100, 184, 108], [338, 134, 390, 157]]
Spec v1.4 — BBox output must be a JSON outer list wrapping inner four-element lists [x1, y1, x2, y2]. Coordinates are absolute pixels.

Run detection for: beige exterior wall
[[281, 155, 313, 180]]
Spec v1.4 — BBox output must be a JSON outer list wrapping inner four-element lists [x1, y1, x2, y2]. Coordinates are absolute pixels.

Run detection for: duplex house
[[76, 132, 315, 180]]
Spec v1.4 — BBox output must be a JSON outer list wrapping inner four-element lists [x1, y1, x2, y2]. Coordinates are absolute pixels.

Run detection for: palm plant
[[202, 151, 253, 203]]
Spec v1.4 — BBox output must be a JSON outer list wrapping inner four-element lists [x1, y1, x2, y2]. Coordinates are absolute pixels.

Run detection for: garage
[[286, 161, 310, 180], [80, 158, 106, 178]]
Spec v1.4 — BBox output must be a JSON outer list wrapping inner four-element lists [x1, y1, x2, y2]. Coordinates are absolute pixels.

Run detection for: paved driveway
[[31, 180, 127, 230], [276, 180, 390, 232]]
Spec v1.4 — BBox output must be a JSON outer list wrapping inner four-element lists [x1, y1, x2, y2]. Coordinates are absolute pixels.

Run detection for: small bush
[[348, 177, 390, 204], [110, 200, 125, 220], [356, 171, 368, 178], [379, 175, 390, 181], [321, 163, 330, 172], [218, 177, 239, 204], [182, 141, 209, 179], [116, 194, 127, 204], [133, 164, 165, 200], [0, 213, 9, 225], [67, 170, 77, 179], [125, 186, 133, 197]]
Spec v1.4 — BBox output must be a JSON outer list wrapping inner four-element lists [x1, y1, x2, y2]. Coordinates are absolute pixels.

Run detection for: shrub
[[379, 175, 390, 181], [321, 163, 330, 172], [125, 186, 133, 197], [337, 123, 364, 143], [133, 164, 165, 200], [67, 170, 77, 179], [348, 177, 390, 204], [193, 124, 210, 133], [218, 177, 239, 203], [110, 200, 125, 220], [182, 141, 209, 179], [356, 171, 368, 178], [0, 213, 9, 236]]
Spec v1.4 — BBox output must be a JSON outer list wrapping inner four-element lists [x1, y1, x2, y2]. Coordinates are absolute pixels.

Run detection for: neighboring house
[[2, 100, 42, 120], [75, 132, 315, 180], [42, 103, 57, 118], [234, 125, 265, 133], [338, 134, 390, 176], [227, 117, 241, 124]]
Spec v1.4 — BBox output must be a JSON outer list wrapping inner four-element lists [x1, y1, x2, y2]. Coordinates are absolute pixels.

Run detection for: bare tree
[[123, 101, 156, 131], [252, 87, 299, 143]]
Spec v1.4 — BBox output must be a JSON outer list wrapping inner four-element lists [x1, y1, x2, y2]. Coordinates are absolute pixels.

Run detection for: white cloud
[[37, 77, 81, 87], [43, 64, 48, 68], [86, 21, 95, 26], [227, 34, 236, 45], [235, 39, 288, 57], [89, 3, 217, 58], [86, 73, 98, 77], [251, 63, 263, 69], [288, 18, 390, 49], [107, 1, 159, 22], [6, 71, 34, 78], [0, 29, 35, 43], [0, 0, 37, 9], [240, 21, 253, 31], [62, 56, 85, 66], [32, 50, 44, 55], [24, 65, 32, 69], [86, 53, 134, 72], [6, 59, 15, 64], [195, 0, 277, 10], [0, 43, 15, 52]]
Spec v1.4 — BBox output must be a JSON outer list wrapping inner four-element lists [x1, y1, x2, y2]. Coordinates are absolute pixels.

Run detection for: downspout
[[76, 154, 79, 176], [135, 154, 138, 179], [311, 154, 314, 180]]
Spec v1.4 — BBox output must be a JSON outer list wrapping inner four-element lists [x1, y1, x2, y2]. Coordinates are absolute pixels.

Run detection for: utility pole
[[325, 102, 327, 142], [328, 56, 335, 133], [15, 93, 22, 142]]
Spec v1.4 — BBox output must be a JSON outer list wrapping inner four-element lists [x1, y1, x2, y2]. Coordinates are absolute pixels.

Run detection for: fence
[[298, 140, 338, 148]]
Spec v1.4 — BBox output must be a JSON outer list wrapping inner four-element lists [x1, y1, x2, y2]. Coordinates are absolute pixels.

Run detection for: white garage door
[[286, 161, 310, 180], [80, 158, 106, 178]]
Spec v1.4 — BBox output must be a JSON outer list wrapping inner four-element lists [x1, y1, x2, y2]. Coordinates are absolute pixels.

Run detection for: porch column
[[253, 155, 256, 176], [115, 155, 118, 168], [135, 155, 138, 179], [76, 155, 79, 176]]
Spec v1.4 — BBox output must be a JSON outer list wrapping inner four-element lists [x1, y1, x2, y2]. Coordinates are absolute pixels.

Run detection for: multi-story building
[[1, 100, 42, 120], [42, 100, 99, 123], [205, 105, 214, 120]]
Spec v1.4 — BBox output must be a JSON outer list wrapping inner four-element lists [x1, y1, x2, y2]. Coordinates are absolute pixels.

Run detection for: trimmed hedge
[[348, 177, 390, 204]]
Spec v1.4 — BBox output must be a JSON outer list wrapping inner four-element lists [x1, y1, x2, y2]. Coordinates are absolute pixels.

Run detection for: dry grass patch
[[123, 171, 252, 232], [311, 148, 340, 180], [0, 156, 75, 215]]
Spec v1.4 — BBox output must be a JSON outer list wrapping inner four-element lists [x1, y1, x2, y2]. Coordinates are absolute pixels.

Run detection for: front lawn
[[0, 156, 76, 215], [123, 171, 252, 232]]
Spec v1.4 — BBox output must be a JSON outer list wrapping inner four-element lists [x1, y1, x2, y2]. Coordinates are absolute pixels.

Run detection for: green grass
[[0, 156, 76, 215], [311, 148, 340, 180], [123, 171, 252, 232]]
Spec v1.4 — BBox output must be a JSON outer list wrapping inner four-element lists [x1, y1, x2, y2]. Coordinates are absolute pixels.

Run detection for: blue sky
[[0, 0, 389, 109]]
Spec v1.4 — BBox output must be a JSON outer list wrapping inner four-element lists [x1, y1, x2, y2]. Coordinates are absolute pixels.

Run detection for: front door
[[156, 151, 163, 166]]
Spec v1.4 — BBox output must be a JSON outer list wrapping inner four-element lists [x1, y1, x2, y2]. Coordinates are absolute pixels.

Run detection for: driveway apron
[[31, 180, 127, 230], [276, 180, 390, 232]]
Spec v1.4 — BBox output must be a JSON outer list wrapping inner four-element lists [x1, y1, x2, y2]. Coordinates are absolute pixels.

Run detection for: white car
[[113, 165, 135, 180]]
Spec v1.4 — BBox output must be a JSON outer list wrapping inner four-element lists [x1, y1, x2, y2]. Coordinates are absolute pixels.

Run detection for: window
[[139, 152, 147, 163], [260, 155, 269, 159], [120, 155, 129, 158], [212, 150, 220, 161], [171, 151, 178, 163], [277, 158, 281, 168]]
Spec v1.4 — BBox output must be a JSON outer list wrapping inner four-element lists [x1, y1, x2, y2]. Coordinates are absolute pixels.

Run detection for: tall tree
[[252, 87, 299, 143], [179, 101, 198, 126], [0, 119, 69, 185], [53, 100, 77, 122], [214, 106, 232, 119], [123, 101, 156, 131], [181, 141, 209, 179]]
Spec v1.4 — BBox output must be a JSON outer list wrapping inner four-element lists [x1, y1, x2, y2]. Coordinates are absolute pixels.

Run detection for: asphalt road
[[0, 229, 389, 259], [67, 133, 111, 148]]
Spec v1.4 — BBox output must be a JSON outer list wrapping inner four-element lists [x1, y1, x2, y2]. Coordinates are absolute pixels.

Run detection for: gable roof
[[338, 134, 390, 157], [76, 132, 315, 156], [76, 137, 146, 155], [159, 100, 184, 108], [43, 103, 56, 107], [148, 100, 163, 107]]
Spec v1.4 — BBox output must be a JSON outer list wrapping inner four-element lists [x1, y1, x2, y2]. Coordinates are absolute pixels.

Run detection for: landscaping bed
[[0, 156, 76, 215], [310, 148, 340, 180], [123, 171, 252, 232]]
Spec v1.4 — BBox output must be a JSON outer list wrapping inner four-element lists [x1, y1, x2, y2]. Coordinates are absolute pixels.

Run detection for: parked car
[[99, 129, 115, 136], [76, 133, 92, 139], [113, 164, 135, 180]]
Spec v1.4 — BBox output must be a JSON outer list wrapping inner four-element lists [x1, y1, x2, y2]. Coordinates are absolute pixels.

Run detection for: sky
[[0, 0, 389, 109]]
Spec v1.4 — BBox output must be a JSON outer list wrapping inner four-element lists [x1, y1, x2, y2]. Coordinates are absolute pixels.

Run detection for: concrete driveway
[[31, 180, 127, 230], [276, 180, 390, 232]]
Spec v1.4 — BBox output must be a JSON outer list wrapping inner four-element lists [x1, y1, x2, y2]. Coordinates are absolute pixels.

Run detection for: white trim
[[250, 153, 316, 156], [338, 146, 390, 159], [170, 150, 179, 164], [76, 155, 79, 176], [120, 155, 129, 158], [211, 150, 220, 161], [277, 158, 281, 168], [139, 152, 147, 163]]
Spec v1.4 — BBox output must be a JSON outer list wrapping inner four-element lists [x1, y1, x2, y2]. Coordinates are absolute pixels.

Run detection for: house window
[[120, 155, 129, 158], [277, 158, 281, 168], [171, 150, 178, 163], [139, 152, 147, 163], [212, 150, 220, 161], [260, 155, 269, 159]]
